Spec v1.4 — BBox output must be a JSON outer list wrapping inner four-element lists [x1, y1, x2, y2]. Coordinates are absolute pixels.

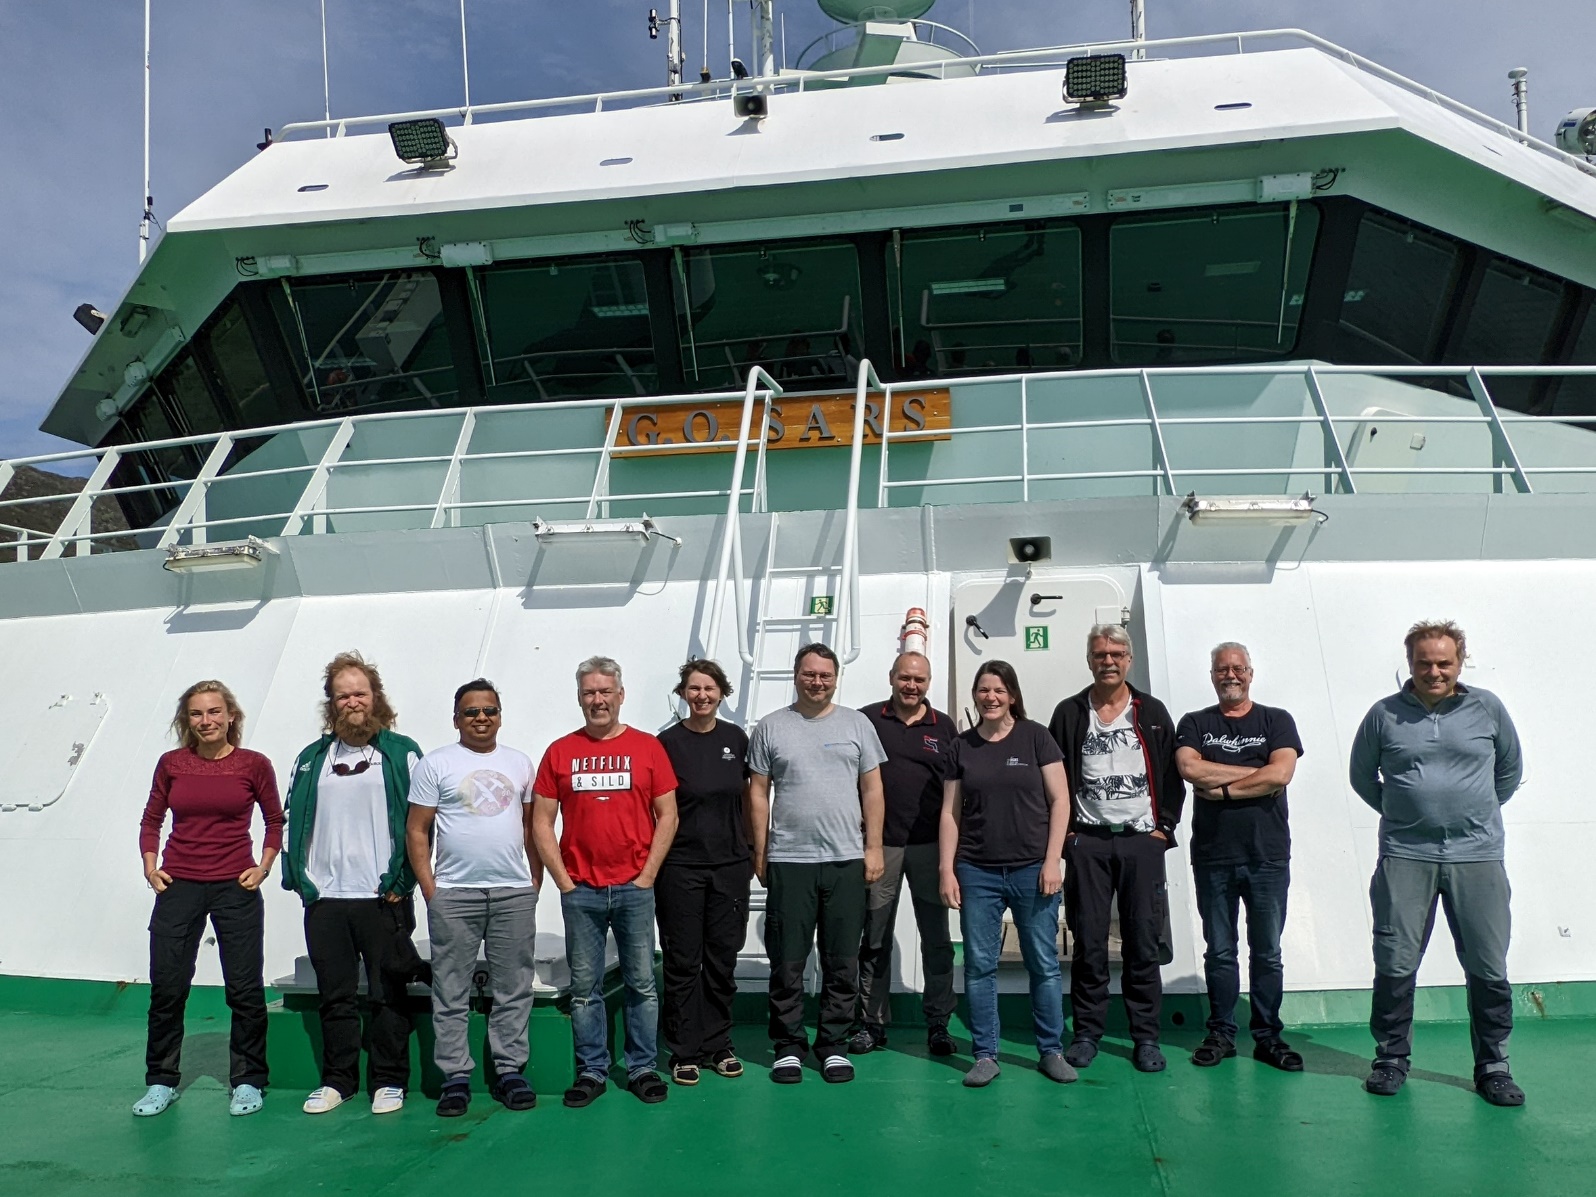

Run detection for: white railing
[[271, 28, 1596, 181], [6, 364, 1596, 566]]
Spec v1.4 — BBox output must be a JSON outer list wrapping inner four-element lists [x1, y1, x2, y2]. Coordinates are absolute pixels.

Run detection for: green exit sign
[[809, 595, 835, 616], [1025, 625, 1050, 651]]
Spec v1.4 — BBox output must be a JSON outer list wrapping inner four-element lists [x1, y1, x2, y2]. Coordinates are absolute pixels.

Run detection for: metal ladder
[[737, 512, 848, 723]]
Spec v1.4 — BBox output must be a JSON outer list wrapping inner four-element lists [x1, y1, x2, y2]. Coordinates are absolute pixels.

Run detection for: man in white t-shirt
[[406, 679, 542, 1118]]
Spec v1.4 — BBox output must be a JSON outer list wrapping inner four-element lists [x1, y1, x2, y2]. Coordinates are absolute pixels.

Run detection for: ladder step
[[757, 616, 836, 628], [768, 565, 842, 575]]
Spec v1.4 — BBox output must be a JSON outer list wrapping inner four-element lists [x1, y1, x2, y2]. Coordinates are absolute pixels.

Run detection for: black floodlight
[[1064, 53, 1128, 103], [73, 304, 106, 335], [388, 118, 455, 167], [734, 92, 768, 119]]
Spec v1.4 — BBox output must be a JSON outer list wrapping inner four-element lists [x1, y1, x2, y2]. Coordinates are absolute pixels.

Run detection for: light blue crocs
[[229, 1084, 264, 1116], [133, 1084, 179, 1117]]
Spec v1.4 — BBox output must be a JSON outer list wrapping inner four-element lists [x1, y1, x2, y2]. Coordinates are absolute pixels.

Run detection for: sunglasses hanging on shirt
[[331, 743, 377, 776]]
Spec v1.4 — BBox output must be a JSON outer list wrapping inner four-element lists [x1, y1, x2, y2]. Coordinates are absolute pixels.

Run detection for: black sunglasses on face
[[459, 706, 501, 719]]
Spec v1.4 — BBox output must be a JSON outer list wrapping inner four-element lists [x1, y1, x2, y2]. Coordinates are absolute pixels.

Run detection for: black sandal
[[435, 1078, 471, 1118], [1253, 1040, 1304, 1072], [628, 1071, 669, 1103], [491, 1072, 537, 1110], [1191, 1036, 1237, 1067], [562, 1074, 606, 1108]]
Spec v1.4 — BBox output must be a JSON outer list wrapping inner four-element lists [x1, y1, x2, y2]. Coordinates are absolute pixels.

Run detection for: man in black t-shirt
[[850, 652, 959, 1057], [1175, 642, 1304, 1072]]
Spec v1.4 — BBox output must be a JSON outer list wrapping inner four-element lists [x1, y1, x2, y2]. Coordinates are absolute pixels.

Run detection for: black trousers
[[304, 896, 421, 1096], [765, 860, 866, 1058], [146, 878, 268, 1089], [656, 859, 752, 1065], [1064, 829, 1167, 1045]]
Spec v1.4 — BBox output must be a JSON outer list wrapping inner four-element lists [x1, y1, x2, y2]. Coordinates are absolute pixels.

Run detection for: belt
[[1076, 823, 1142, 836]]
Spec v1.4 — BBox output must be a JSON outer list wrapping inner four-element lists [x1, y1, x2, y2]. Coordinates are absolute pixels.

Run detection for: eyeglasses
[[1090, 651, 1130, 662], [459, 706, 501, 718], [331, 759, 373, 776], [1212, 667, 1251, 677]]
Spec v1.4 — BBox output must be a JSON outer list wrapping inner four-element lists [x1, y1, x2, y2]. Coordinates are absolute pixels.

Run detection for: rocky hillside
[[0, 465, 135, 561]]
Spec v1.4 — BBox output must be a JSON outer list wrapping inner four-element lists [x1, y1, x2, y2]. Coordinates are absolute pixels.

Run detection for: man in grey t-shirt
[[749, 642, 886, 1085]]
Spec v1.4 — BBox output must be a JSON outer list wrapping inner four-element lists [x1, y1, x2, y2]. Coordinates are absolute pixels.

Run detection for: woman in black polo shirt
[[656, 658, 753, 1085], [940, 660, 1073, 1088]]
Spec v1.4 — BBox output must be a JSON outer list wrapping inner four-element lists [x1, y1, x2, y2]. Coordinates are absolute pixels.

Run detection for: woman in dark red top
[[134, 680, 283, 1119]]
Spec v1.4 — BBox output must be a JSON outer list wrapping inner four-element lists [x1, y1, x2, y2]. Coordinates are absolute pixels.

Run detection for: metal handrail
[[12, 363, 1596, 559], [836, 360, 880, 665], [793, 18, 981, 72], [270, 28, 1596, 180], [706, 368, 783, 663]]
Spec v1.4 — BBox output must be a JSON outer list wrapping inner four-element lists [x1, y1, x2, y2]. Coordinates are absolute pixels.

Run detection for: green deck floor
[[2, 1004, 1593, 1197]]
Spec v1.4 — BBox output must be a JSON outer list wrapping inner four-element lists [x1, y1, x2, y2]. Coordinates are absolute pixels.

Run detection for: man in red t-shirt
[[532, 655, 679, 1109]]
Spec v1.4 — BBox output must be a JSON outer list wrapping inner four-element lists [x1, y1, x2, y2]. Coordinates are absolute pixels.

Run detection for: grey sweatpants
[[1369, 856, 1512, 1074], [857, 843, 956, 1030], [427, 885, 539, 1079]]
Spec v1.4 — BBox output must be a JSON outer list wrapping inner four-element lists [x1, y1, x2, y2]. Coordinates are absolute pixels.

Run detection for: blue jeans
[[1193, 860, 1290, 1043], [956, 860, 1064, 1060], [562, 881, 660, 1079]]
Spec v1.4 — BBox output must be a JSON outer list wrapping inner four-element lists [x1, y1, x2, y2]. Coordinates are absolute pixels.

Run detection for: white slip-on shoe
[[132, 1084, 179, 1117], [229, 1084, 265, 1117], [371, 1086, 405, 1115], [302, 1086, 345, 1114]]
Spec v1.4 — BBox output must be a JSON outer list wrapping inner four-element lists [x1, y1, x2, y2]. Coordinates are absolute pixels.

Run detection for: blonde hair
[[171, 680, 245, 750], [320, 650, 397, 735]]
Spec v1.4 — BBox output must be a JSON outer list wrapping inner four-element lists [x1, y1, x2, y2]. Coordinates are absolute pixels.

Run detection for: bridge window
[[673, 239, 863, 391], [1336, 212, 1461, 362], [206, 299, 277, 423], [1549, 300, 1596, 420], [479, 256, 658, 400], [890, 222, 1082, 376], [269, 271, 459, 413], [1452, 259, 1564, 411], [1110, 203, 1318, 365]]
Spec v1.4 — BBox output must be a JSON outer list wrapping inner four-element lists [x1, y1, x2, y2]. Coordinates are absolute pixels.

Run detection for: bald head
[[889, 652, 931, 716]]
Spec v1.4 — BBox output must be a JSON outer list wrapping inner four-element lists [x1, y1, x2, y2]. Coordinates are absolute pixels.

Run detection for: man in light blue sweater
[[1349, 620, 1524, 1107]]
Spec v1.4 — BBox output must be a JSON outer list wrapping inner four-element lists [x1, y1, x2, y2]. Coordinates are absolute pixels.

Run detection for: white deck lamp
[[1182, 493, 1322, 526], [163, 536, 277, 572]]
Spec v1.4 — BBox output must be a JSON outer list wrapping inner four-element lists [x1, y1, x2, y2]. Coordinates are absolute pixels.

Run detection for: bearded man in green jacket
[[282, 651, 424, 1116]]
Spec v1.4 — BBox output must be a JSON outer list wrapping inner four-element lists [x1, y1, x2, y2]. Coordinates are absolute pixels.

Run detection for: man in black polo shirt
[[849, 652, 959, 1056], [1175, 642, 1305, 1072]]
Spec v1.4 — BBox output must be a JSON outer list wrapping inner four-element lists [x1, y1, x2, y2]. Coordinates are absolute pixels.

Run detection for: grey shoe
[[962, 1058, 1002, 1088], [1038, 1053, 1078, 1084]]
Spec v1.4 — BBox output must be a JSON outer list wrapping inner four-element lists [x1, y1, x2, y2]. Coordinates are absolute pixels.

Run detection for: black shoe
[[1191, 1036, 1236, 1067], [1064, 1038, 1099, 1069], [562, 1074, 607, 1108], [821, 1054, 855, 1083], [1132, 1042, 1167, 1073], [1253, 1039, 1304, 1072], [490, 1072, 536, 1110], [627, 1071, 668, 1104], [1364, 1065, 1406, 1097], [435, 1078, 471, 1118], [847, 1025, 886, 1054], [771, 1054, 803, 1084], [927, 1025, 956, 1057], [1475, 1072, 1525, 1107]]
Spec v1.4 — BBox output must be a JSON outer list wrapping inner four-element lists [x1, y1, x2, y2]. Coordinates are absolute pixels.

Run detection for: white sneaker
[[302, 1086, 346, 1114], [371, 1086, 405, 1115]]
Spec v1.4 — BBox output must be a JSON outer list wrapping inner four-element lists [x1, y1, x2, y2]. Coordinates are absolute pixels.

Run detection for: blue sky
[[3, 0, 1590, 460]]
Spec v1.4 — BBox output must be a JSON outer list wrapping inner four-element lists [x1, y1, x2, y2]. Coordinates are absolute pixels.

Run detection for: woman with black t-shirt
[[656, 658, 754, 1085], [939, 661, 1073, 1088]]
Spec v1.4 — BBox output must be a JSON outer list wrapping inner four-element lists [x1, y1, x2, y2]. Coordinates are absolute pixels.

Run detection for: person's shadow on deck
[[173, 1031, 232, 1093], [1290, 1031, 1474, 1092]]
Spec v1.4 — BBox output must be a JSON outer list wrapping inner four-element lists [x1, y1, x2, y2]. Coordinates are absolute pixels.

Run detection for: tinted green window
[[1110, 203, 1319, 365], [479, 256, 657, 400], [1337, 213, 1461, 362], [1452, 260, 1564, 411], [891, 223, 1081, 375], [153, 353, 224, 438], [271, 272, 458, 413], [207, 300, 278, 422], [1550, 301, 1596, 420], [674, 239, 863, 390]]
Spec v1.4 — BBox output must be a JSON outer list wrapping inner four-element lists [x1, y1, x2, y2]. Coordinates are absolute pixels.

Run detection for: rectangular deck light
[[1183, 494, 1320, 526], [163, 536, 277, 573], [1065, 54, 1128, 104], [388, 118, 455, 167]]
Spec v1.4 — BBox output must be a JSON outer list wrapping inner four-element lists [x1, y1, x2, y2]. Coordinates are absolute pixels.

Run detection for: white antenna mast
[[701, 0, 710, 80], [752, 1, 774, 77], [1509, 68, 1529, 135], [320, 0, 331, 137], [139, 0, 152, 264], [1130, 0, 1146, 60], [727, 0, 735, 77], [650, 2, 685, 87], [459, 0, 472, 114]]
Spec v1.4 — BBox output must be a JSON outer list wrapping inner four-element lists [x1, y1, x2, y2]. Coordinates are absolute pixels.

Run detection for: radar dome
[[818, 1, 937, 21]]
